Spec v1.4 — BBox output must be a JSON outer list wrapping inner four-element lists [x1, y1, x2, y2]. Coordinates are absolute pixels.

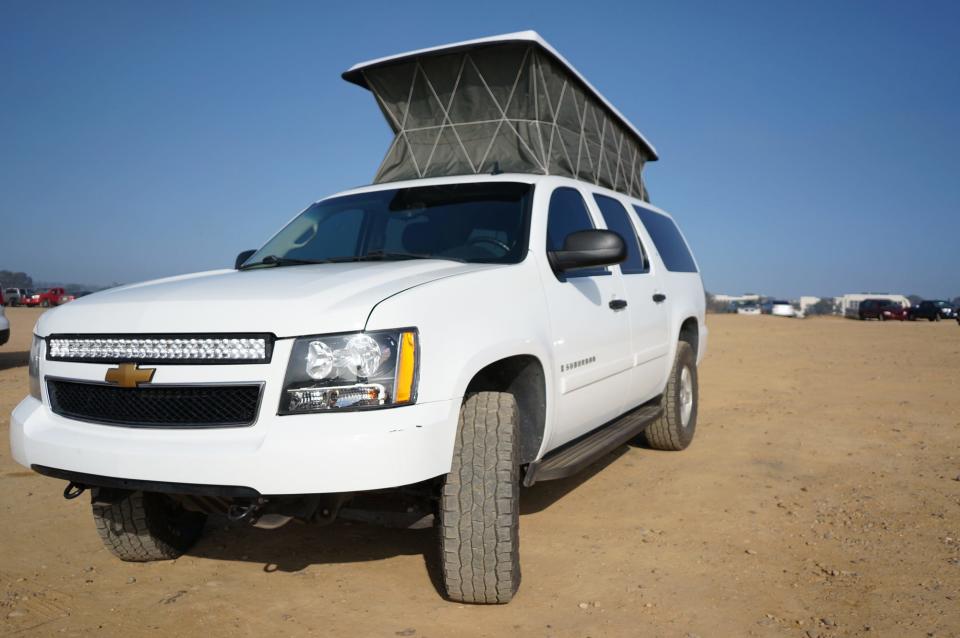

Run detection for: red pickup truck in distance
[[22, 287, 74, 308]]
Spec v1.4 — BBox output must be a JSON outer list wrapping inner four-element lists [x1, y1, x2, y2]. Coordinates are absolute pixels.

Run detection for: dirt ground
[[1, 307, 958, 637]]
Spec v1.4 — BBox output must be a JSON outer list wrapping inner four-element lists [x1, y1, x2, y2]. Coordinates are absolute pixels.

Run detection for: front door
[[541, 186, 633, 449]]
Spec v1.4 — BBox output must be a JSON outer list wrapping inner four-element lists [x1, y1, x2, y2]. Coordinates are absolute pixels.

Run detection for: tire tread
[[92, 491, 205, 562], [440, 391, 520, 604]]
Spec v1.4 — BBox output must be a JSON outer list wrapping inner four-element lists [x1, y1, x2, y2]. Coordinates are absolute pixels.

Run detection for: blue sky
[[1, 1, 957, 298]]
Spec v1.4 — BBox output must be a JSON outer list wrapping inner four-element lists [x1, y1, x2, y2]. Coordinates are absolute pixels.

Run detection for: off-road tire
[[92, 491, 207, 561], [644, 341, 698, 451], [439, 391, 520, 604]]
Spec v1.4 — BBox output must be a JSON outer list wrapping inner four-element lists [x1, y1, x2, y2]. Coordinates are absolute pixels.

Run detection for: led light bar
[[46, 334, 274, 364]]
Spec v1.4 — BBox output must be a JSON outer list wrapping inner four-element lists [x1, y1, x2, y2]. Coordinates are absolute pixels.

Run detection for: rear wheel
[[439, 391, 521, 604], [92, 490, 207, 561], [644, 341, 698, 451]]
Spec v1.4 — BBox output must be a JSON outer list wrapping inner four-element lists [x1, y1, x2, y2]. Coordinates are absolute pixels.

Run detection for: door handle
[[652, 293, 667, 303], [609, 299, 628, 310]]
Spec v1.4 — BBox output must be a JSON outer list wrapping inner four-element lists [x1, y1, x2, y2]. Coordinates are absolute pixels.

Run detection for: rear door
[[631, 203, 702, 374], [591, 194, 671, 406], [541, 186, 633, 448]]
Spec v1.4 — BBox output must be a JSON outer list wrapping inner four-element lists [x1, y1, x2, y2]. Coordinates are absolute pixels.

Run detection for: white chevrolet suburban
[[9, 33, 706, 604]]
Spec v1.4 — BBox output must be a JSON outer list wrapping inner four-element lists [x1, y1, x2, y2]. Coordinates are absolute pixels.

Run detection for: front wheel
[[644, 341, 698, 451], [92, 490, 207, 561], [439, 391, 521, 604]]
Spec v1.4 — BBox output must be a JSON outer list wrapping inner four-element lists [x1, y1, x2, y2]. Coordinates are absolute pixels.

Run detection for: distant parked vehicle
[[22, 287, 74, 308], [0, 292, 8, 345], [859, 298, 908, 321], [737, 304, 761, 315], [908, 300, 956, 322], [4, 288, 29, 306], [770, 300, 796, 317]]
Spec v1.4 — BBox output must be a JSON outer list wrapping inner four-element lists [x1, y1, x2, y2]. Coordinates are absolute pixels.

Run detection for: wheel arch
[[464, 354, 547, 464], [678, 316, 699, 359]]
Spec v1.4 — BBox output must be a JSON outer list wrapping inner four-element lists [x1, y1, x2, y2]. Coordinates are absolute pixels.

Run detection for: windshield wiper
[[357, 250, 466, 263], [241, 251, 467, 270], [239, 255, 331, 270]]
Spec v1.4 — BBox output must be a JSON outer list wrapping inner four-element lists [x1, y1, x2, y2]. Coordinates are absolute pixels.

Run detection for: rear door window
[[632, 206, 698, 273], [593, 194, 648, 274]]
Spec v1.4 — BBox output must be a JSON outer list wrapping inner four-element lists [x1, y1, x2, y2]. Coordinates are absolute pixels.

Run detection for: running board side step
[[523, 400, 662, 487]]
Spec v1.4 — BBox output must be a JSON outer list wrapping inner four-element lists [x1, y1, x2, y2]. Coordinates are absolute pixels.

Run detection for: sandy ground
[[1, 307, 958, 637]]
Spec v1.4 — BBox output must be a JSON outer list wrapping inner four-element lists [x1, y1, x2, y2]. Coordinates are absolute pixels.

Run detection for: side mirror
[[235, 249, 256, 270], [548, 229, 626, 273]]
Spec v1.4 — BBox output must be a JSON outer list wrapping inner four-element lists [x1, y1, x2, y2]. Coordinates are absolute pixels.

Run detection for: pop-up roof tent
[[343, 31, 658, 201]]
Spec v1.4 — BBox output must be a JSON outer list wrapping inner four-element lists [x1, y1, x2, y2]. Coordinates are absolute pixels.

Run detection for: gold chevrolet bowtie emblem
[[104, 363, 156, 388]]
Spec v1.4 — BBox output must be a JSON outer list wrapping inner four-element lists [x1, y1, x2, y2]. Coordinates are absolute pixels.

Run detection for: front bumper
[[11, 395, 460, 495]]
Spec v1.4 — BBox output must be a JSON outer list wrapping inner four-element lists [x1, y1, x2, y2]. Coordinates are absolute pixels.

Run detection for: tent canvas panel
[[346, 33, 655, 201]]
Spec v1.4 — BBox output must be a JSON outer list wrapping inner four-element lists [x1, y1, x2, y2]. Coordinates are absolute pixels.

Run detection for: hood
[[37, 261, 498, 337]]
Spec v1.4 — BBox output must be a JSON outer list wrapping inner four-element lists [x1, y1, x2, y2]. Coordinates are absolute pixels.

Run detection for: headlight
[[280, 329, 418, 414], [29, 335, 43, 400]]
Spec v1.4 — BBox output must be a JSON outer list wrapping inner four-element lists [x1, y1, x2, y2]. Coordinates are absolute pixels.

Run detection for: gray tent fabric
[[348, 42, 654, 201]]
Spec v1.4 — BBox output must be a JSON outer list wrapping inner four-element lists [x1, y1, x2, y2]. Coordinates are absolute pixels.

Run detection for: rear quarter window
[[632, 206, 698, 273]]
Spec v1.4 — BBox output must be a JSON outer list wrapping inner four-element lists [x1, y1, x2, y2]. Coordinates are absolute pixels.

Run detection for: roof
[[342, 30, 658, 161]]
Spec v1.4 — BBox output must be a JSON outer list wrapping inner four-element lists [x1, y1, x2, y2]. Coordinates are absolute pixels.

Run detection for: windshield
[[244, 182, 533, 269]]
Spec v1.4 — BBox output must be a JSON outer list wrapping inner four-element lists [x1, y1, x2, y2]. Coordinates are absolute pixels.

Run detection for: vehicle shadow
[[186, 444, 634, 597], [191, 515, 448, 595], [0, 351, 29, 371], [520, 446, 629, 514]]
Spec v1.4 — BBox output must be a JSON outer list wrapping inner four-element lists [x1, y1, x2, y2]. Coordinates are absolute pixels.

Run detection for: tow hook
[[227, 498, 266, 524], [63, 482, 86, 500]]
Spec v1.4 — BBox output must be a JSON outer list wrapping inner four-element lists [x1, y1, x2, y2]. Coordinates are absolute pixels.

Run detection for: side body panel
[[364, 256, 557, 462]]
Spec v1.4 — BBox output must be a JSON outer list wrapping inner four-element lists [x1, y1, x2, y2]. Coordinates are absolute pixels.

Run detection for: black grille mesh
[[47, 380, 261, 427]]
